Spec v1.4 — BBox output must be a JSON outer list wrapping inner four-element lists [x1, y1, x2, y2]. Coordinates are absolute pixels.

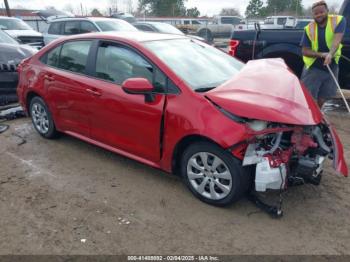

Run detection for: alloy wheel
[[186, 152, 232, 200]]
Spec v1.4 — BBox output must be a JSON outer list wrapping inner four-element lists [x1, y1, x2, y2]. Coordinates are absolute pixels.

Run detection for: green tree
[[138, 0, 187, 17], [245, 0, 264, 18], [220, 8, 241, 17], [265, 0, 304, 16], [91, 8, 102, 16], [186, 7, 200, 17]]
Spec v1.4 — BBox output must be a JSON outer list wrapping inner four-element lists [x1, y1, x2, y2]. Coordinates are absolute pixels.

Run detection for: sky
[[2, 0, 342, 16]]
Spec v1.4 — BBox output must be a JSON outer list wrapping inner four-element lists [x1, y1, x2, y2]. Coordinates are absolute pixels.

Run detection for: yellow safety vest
[[303, 15, 344, 69]]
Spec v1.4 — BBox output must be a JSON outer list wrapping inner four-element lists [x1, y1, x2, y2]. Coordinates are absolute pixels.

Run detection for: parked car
[[174, 19, 203, 34], [133, 22, 204, 41], [0, 16, 44, 49], [110, 12, 136, 23], [262, 16, 296, 29], [17, 32, 347, 209], [0, 30, 37, 105], [235, 20, 262, 31], [229, 0, 350, 88], [197, 15, 242, 42], [43, 17, 138, 45], [294, 19, 313, 29]]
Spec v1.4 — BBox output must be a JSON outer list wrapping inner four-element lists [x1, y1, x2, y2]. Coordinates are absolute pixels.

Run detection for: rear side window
[[48, 22, 63, 35], [40, 45, 61, 66], [58, 41, 92, 74], [81, 21, 98, 33], [46, 46, 61, 67], [64, 21, 80, 35]]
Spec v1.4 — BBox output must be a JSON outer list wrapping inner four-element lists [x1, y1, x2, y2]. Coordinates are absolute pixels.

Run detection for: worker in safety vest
[[301, 0, 347, 108]]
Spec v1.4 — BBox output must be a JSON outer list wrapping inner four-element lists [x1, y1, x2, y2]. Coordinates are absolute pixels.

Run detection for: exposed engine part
[[293, 156, 325, 186], [255, 158, 287, 192], [267, 132, 283, 154], [312, 126, 331, 155]]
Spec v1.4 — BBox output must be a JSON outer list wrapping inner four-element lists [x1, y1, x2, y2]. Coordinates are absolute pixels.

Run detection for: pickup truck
[[229, 0, 350, 89], [197, 16, 241, 42]]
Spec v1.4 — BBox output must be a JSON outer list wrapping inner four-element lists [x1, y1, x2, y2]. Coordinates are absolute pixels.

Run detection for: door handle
[[86, 88, 101, 97], [44, 75, 54, 81]]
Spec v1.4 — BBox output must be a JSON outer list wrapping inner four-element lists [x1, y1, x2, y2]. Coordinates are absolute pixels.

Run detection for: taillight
[[228, 40, 240, 56]]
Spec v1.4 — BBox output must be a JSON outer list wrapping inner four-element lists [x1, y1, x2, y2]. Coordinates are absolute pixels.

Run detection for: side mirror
[[122, 78, 155, 102]]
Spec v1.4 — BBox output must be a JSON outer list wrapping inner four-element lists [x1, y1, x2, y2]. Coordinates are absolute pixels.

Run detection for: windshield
[[153, 23, 184, 35], [95, 20, 138, 32], [0, 30, 18, 44], [144, 39, 244, 91], [0, 18, 32, 30]]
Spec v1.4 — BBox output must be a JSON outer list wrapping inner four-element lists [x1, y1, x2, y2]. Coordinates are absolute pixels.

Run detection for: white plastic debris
[[81, 239, 86, 243]]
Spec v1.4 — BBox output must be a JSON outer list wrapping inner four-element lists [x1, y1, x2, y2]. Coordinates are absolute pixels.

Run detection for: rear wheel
[[29, 96, 58, 139], [181, 142, 250, 206]]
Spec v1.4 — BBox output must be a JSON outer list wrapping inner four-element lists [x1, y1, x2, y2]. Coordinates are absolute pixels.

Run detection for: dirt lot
[[0, 111, 350, 255]]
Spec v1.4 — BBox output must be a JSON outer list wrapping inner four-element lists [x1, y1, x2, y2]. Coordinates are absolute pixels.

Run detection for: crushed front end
[[233, 119, 348, 217]]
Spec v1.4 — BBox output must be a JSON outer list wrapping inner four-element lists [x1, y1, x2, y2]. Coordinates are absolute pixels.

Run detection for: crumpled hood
[[206, 58, 323, 125]]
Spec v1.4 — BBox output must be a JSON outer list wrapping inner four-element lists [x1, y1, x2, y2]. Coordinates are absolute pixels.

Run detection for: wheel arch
[[26, 91, 42, 116], [171, 134, 222, 176]]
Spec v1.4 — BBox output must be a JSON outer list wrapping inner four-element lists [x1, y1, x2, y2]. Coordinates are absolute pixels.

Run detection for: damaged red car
[[17, 32, 348, 210]]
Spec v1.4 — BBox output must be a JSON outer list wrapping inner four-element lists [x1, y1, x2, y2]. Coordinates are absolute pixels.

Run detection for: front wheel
[[181, 142, 251, 206]]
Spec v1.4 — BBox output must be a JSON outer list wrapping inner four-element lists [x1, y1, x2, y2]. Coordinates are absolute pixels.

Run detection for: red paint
[[122, 78, 154, 93], [17, 33, 347, 178], [207, 59, 323, 125], [291, 129, 318, 156]]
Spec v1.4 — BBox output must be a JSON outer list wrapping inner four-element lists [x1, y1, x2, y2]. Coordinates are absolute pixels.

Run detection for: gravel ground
[[0, 111, 349, 255]]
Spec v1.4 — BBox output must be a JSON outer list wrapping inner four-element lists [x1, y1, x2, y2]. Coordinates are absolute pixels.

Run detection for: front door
[[88, 41, 166, 162]]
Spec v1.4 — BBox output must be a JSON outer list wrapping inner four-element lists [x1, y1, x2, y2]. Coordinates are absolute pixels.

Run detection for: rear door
[[42, 40, 94, 137], [87, 41, 167, 162]]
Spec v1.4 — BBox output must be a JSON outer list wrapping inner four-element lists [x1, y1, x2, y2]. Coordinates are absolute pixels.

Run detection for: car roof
[[59, 31, 186, 43], [49, 17, 125, 23], [134, 21, 169, 26]]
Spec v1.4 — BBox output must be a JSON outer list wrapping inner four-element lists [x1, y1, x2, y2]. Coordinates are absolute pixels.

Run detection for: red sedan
[[17, 32, 347, 208]]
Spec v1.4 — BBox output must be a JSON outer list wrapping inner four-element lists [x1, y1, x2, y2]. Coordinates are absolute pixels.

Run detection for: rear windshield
[[95, 20, 138, 32]]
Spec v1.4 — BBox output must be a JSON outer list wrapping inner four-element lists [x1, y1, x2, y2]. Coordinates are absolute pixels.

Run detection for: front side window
[[95, 43, 153, 85], [81, 21, 98, 33], [64, 21, 80, 35], [58, 41, 92, 74], [48, 22, 63, 35]]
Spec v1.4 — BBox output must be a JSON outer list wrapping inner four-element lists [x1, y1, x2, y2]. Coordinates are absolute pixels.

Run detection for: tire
[[29, 96, 58, 139], [181, 142, 251, 207], [198, 29, 213, 43]]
